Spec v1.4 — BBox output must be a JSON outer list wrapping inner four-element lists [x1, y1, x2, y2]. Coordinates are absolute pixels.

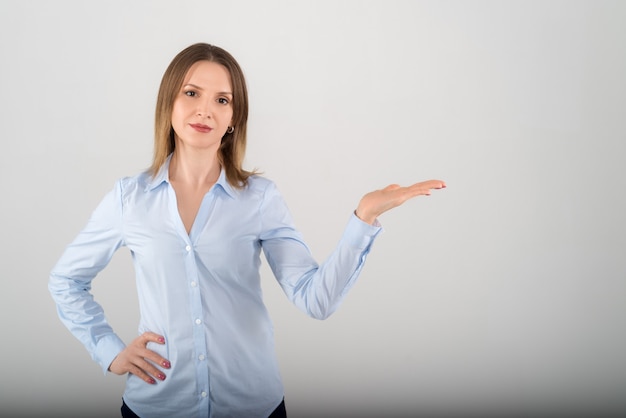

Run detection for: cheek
[[171, 104, 186, 125], [169, 108, 186, 138], [223, 107, 234, 123]]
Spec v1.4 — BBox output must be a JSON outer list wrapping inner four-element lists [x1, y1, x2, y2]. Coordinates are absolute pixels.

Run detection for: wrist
[[354, 209, 376, 225]]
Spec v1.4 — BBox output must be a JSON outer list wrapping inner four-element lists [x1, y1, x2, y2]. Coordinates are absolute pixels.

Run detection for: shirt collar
[[214, 169, 238, 199], [145, 154, 237, 199], [145, 154, 172, 192]]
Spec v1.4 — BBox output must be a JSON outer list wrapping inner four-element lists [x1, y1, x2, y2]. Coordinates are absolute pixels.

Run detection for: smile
[[190, 123, 213, 133]]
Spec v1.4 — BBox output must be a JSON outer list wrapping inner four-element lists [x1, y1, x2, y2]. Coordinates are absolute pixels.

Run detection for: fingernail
[[148, 378, 156, 384], [157, 337, 165, 343], [162, 361, 171, 368], [158, 373, 166, 380]]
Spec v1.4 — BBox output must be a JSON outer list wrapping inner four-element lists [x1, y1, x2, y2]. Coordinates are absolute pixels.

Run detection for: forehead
[[183, 60, 232, 90]]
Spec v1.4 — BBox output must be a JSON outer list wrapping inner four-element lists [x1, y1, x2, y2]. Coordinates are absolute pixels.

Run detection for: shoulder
[[111, 170, 153, 202], [228, 175, 282, 205], [245, 174, 275, 191], [243, 174, 283, 198]]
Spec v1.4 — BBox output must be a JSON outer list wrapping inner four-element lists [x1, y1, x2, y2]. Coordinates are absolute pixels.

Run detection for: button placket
[[181, 236, 211, 411]]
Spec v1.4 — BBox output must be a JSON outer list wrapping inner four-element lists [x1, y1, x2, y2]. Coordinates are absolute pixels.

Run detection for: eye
[[218, 97, 230, 105], [184, 90, 197, 97]]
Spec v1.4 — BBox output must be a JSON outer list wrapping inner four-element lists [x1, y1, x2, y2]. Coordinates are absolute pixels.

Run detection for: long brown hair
[[150, 43, 254, 188]]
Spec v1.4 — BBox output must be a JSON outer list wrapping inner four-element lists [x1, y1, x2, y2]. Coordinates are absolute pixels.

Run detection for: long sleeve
[[259, 182, 382, 320], [48, 168, 381, 416], [49, 180, 127, 373]]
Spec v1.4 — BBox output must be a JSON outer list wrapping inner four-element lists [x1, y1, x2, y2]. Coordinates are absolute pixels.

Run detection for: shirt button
[[185, 245, 191, 252], [201, 391, 207, 398], [198, 354, 205, 361], [195, 318, 202, 325], [190, 281, 197, 287]]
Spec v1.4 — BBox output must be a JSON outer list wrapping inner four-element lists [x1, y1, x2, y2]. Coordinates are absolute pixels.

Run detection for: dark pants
[[122, 398, 287, 418]]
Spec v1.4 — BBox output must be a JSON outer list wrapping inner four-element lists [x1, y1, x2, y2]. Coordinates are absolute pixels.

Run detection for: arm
[[262, 209, 381, 320], [48, 180, 170, 383], [48, 180, 128, 373], [260, 180, 445, 320]]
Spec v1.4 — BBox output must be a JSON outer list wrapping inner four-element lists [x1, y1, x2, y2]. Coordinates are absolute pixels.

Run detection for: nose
[[196, 99, 213, 118]]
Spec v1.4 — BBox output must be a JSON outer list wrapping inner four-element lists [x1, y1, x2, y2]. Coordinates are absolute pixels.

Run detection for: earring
[[227, 126, 234, 134]]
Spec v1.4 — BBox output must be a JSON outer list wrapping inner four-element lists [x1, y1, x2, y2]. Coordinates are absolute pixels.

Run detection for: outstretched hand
[[355, 179, 446, 224], [108, 332, 171, 384]]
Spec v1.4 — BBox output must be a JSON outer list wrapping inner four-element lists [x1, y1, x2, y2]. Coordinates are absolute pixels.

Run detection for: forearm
[[49, 272, 126, 373], [272, 213, 382, 320]]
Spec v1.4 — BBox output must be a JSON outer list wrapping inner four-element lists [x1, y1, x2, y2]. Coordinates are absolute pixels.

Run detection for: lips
[[190, 123, 213, 133]]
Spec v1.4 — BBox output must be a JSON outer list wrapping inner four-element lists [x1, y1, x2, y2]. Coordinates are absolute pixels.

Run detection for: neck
[[169, 146, 221, 187]]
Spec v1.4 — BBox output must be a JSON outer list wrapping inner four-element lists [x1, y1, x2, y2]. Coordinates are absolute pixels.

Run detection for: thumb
[[383, 184, 401, 191]]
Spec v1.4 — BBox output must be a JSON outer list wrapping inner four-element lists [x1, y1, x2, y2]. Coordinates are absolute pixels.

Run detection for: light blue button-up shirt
[[49, 156, 382, 417]]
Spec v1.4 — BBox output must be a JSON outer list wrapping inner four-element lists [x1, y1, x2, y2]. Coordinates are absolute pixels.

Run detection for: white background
[[1, 1, 625, 417]]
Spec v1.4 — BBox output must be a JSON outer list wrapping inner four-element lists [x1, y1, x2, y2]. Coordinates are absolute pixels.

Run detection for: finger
[[127, 363, 157, 385], [400, 185, 431, 199], [407, 180, 446, 194], [140, 346, 171, 370], [140, 332, 166, 345], [420, 179, 446, 189], [134, 357, 167, 381], [138, 333, 171, 368]]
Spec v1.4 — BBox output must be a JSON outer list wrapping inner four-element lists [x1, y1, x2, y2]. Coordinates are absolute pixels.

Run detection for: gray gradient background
[[1, 1, 625, 417]]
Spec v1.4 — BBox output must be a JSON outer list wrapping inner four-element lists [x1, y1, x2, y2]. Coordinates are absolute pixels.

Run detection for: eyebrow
[[183, 84, 233, 96]]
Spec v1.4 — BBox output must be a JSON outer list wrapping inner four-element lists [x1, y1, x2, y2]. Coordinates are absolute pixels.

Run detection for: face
[[171, 60, 234, 151]]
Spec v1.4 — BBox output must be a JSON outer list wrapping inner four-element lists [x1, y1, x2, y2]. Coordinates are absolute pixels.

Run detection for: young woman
[[49, 43, 445, 418]]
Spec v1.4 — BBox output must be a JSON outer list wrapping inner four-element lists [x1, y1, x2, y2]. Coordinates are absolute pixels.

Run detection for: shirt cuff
[[341, 213, 383, 249], [94, 333, 127, 375]]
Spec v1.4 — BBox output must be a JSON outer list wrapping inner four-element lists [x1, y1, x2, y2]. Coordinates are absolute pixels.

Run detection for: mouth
[[190, 123, 213, 133]]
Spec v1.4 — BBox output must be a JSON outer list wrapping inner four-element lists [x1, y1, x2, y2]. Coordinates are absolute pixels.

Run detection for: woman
[[49, 43, 445, 418]]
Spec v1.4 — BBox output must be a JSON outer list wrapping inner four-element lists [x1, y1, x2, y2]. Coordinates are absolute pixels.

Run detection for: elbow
[[48, 271, 70, 296], [289, 276, 344, 320], [306, 301, 338, 321], [308, 311, 332, 321], [309, 311, 331, 321], [48, 272, 62, 297], [49, 271, 89, 302]]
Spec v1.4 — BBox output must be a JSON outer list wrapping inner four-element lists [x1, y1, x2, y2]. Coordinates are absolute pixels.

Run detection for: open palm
[[355, 180, 446, 224]]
